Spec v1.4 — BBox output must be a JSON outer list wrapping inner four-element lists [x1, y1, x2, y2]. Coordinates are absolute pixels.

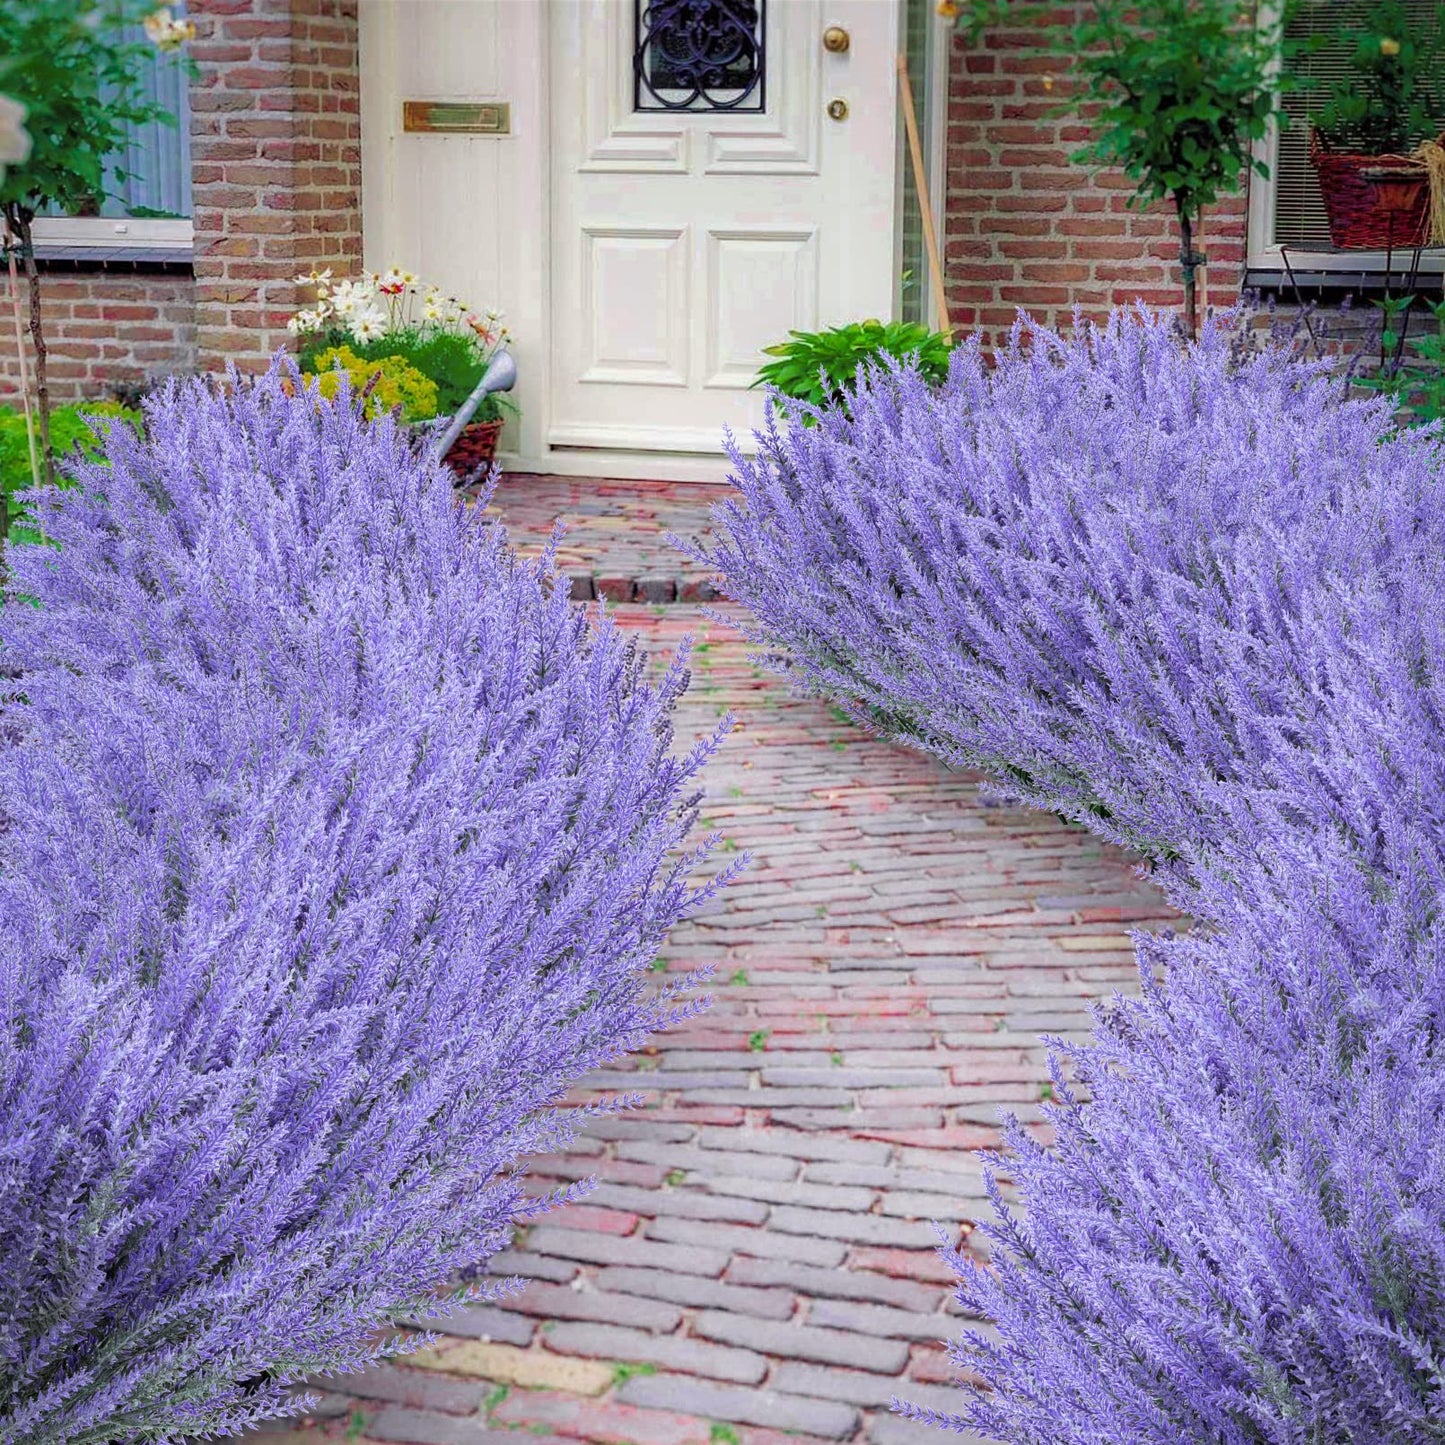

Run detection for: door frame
[[361, 0, 934, 483]]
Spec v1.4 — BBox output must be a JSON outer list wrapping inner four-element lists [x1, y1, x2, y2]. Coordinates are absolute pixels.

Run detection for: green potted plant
[[1306, 0, 1445, 249], [289, 266, 517, 476]]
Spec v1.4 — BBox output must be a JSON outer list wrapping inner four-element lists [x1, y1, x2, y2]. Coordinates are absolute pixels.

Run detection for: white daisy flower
[[349, 308, 388, 344], [329, 279, 365, 316]]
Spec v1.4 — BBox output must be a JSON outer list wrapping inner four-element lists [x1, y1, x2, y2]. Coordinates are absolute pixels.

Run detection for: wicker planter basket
[[438, 418, 504, 481], [1309, 130, 1439, 250]]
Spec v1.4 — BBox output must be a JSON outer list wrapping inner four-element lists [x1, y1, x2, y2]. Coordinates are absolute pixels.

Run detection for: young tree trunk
[[5, 206, 52, 485], [1174, 197, 1205, 343]]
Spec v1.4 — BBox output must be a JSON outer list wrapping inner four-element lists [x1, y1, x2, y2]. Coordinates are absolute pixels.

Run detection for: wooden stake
[[3, 223, 40, 497], [897, 51, 951, 339]]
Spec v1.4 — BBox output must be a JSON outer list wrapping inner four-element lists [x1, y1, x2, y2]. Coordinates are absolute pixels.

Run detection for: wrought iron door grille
[[633, 0, 766, 113]]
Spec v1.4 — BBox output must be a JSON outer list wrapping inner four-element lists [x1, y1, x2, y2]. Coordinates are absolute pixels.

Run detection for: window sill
[[21, 217, 195, 273], [1246, 246, 1445, 295], [26, 245, 194, 275]]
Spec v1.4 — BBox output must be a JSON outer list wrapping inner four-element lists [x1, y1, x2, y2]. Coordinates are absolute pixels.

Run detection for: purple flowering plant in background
[[0, 368, 730, 1442], [696, 309, 1445, 1441]]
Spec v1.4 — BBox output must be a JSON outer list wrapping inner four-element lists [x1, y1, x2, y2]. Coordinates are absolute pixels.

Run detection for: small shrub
[[924, 834, 1445, 1444], [753, 320, 953, 415], [0, 363, 728, 1441], [703, 309, 1445, 896], [307, 343, 440, 422]]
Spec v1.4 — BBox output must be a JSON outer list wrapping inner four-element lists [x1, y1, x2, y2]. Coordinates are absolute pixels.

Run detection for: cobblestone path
[[261, 479, 1174, 1445], [468, 473, 720, 603]]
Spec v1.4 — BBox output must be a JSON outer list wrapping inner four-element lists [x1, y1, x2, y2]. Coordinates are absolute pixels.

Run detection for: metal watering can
[[431, 347, 517, 463]]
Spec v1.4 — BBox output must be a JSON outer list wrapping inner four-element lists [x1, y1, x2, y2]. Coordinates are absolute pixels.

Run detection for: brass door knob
[[823, 25, 850, 52], [826, 98, 849, 121]]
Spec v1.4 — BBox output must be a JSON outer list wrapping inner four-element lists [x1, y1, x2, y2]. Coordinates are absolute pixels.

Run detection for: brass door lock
[[823, 25, 850, 52], [826, 98, 849, 121]]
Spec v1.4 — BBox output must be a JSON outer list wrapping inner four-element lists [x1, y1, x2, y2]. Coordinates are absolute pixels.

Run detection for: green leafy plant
[[1309, 0, 1445, 155], [1358, 297, 1445, 428], [0, 0, 191, 484], [948, 0, 1293, 338], [754, 320, 953, 415], [0, 399, 139, 544]]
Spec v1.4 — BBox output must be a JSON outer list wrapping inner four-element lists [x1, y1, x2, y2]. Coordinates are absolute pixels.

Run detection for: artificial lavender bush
[[700, 309, 1445, 898], [697, 309, 1445, 1440], [930, 828, 1445, 1444], [0, 368, 725, 1442]]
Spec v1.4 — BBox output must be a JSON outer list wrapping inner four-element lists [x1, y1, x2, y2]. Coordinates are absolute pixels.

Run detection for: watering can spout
[[484, 348, 517, 395], [434, 346, 517, 463]]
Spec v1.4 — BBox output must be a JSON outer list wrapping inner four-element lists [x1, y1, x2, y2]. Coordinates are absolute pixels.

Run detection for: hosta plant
[[753, 320, 953, 416], [696, 307, 1445, 1440], [0, 364, 728, 1442]]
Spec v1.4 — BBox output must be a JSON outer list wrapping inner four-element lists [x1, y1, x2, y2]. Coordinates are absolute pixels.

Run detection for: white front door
[[548, 0, 899, 457]]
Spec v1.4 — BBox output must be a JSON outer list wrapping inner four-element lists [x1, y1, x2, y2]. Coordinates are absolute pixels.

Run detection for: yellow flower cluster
[[307, 346, 439, 423]]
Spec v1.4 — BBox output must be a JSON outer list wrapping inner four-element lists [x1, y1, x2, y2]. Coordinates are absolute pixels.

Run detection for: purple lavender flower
[[697, 307, 1445, 1440], [0, 365, 727, 1442]]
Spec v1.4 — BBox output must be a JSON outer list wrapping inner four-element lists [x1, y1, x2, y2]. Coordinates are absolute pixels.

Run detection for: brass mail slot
[[403, 100, 510, 135]]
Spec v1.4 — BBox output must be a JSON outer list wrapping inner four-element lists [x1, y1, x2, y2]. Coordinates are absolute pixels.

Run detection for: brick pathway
[[257, 476, 1174, 1445], [467, 473, 720, 603]]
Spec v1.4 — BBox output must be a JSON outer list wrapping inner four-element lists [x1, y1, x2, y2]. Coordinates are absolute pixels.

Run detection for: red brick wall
[[0, 0, 361, 406], [942, 19, 1250, 345], [0, 270, 196, 404], [191, 0, 362, 369]]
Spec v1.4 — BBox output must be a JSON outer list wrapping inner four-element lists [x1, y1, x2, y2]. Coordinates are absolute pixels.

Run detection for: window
[[633, 0, 766, 113], [1248, 0, 1443, 275], [32, 16, 193, 255]]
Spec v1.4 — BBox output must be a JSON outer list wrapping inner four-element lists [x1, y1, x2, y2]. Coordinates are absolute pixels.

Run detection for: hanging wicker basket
[[1309, 130, 1442, 250], [437, 418, 504, 481]]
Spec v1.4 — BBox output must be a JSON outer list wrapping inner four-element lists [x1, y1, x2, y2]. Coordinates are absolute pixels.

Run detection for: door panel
[[550, 0, 898, 455]]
